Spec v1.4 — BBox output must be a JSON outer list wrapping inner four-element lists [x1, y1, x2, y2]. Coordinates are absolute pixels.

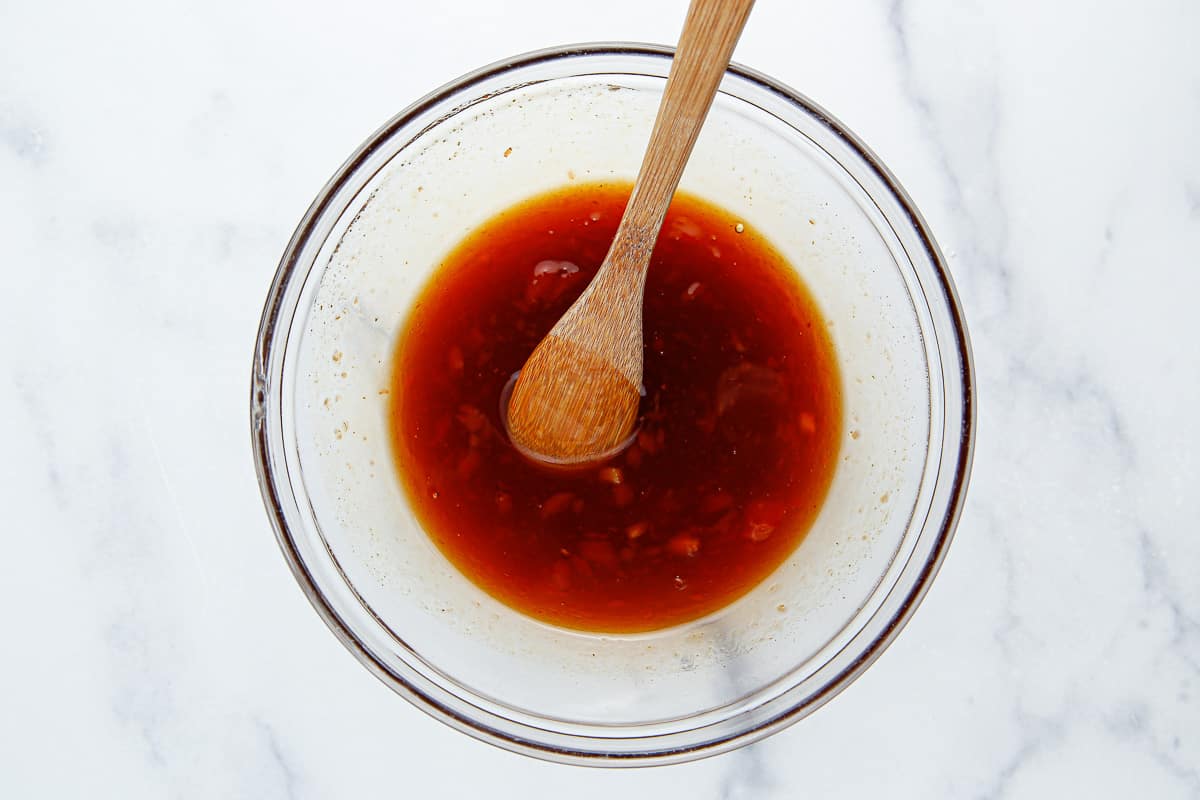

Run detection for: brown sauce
[[389, 182, 841, 632]]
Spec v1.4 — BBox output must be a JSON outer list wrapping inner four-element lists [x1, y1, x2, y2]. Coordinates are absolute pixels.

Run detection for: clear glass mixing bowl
[[250, 44, 974, 766]]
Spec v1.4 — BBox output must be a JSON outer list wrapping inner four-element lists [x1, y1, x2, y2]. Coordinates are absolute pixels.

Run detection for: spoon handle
[[618, 0, 756, 248]]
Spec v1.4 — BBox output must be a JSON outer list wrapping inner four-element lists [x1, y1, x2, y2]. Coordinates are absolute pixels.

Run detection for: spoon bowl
[[506, 335, 641, 463]]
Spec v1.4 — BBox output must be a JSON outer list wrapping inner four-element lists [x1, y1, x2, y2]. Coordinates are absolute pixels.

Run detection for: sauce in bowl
[[389, 182, 841, 632]]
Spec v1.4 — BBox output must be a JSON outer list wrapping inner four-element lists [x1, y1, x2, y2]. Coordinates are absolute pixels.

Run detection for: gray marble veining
[[1, 0, 1196, 796]]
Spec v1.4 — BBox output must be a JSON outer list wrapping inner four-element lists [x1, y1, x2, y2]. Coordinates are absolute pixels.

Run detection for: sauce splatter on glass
[[389, 183, 841, 632]]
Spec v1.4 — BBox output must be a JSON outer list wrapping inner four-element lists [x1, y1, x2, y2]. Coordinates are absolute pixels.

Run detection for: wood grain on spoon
[[506, 0, 756, 464]]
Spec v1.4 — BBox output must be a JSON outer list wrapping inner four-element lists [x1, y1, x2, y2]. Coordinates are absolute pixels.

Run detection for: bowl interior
[[256, 46, 970, 762]]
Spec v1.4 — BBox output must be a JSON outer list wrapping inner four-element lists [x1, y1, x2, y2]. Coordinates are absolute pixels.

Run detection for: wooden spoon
[[506, 0, 756, 465]]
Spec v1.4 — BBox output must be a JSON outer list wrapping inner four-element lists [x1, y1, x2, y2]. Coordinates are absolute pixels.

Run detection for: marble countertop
[[3, 0, 1197, 795]]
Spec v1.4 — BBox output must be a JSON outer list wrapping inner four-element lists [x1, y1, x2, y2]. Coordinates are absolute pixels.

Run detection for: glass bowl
[[250, 44, 974, 766]]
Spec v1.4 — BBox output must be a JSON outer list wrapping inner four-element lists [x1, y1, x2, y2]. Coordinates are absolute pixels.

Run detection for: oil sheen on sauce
[[389, 182, 841, 633]]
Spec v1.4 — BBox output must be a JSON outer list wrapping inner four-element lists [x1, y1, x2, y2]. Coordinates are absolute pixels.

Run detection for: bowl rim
[[250, 41, 976, 766]]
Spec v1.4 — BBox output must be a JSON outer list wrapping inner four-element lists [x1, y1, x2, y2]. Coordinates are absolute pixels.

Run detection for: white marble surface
[[2, 0, 1197, 795]]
